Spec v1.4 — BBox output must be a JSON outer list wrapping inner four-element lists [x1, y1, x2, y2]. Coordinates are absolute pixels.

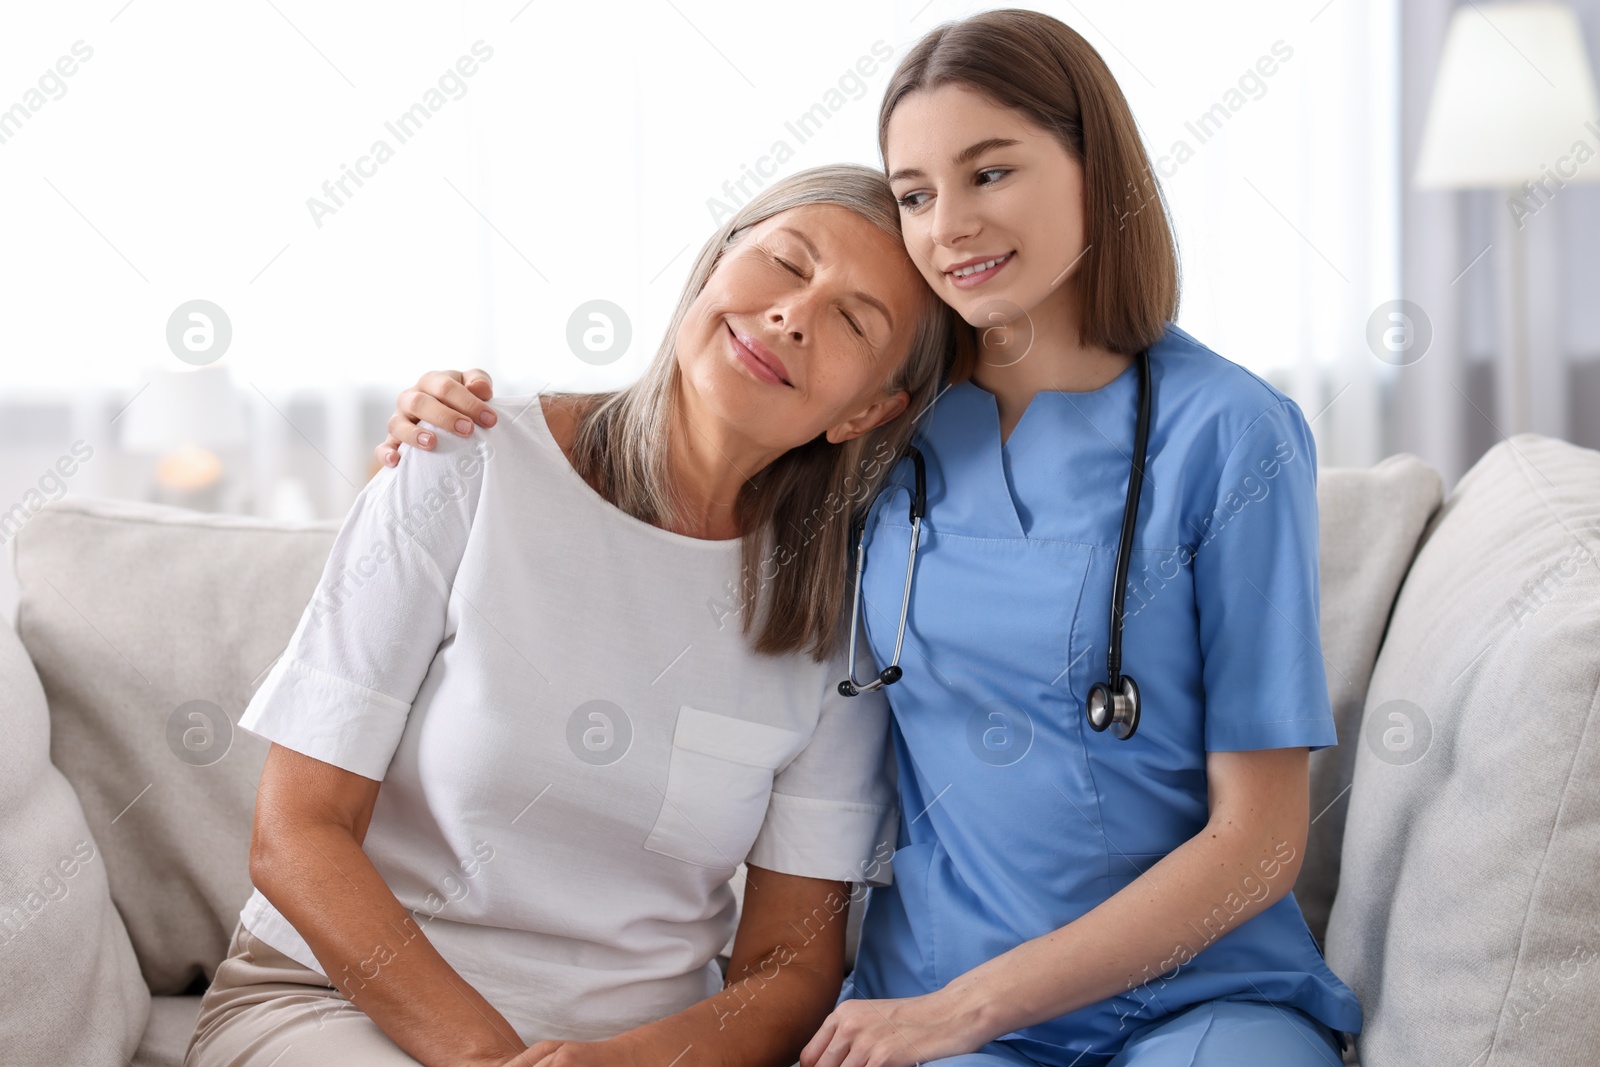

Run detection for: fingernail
[[418, 432, 434, 447], [385, 451, 397, 466], [480, 410, 496, 426], [455, 418, 472, 435]]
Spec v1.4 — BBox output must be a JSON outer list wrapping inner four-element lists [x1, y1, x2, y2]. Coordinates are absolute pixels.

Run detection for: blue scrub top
[[844, 324, 1363, 1064]]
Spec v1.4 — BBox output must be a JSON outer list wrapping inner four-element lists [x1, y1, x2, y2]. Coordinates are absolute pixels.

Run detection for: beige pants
[[184, 921, 423, 1066]]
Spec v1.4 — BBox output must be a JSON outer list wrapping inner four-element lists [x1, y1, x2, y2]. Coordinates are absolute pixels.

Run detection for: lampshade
[[1414, 2, 1600, 189], [119, 365, 248, 454]]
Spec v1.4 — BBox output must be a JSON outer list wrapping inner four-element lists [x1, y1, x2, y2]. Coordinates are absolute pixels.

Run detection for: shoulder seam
[[1211, 398, 1306, 499], [1166, 326, 1289, 407]]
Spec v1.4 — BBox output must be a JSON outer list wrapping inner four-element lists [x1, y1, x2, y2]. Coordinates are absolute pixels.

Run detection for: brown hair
[[551, 164, 959, 662], [877, 8, 1180, 383]]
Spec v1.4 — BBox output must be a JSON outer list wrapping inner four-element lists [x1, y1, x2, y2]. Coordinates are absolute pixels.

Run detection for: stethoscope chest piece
[[1086, 674, 1141, 740]]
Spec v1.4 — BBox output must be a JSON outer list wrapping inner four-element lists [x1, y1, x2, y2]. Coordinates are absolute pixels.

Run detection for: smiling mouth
[[948, 252, 1015, 278], [727, 323, 792, 387]]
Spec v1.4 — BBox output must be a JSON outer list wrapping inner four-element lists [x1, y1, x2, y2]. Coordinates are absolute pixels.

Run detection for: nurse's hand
[[499, 1039, 565, 1066], [499, 1035, 642, 1067], [376, 368, 497, 469], [800, 993, 983, 1067]]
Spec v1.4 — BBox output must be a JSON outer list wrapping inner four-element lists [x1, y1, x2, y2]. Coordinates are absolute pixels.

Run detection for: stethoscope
[[839, 348, 1153, 741]]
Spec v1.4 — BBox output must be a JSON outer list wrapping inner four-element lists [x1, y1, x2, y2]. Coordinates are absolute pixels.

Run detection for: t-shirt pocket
[[643, 705, 805, 871]]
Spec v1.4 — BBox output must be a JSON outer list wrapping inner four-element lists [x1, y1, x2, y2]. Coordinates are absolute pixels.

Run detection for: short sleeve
[[1192, 399, 1338, 753], [746, 638, 899, 886], [239, 422, 494, 780]]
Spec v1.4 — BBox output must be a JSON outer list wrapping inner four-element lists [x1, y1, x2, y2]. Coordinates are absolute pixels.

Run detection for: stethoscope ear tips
[[837, 664, 904, 698], [1085, 676, 1141, 740]]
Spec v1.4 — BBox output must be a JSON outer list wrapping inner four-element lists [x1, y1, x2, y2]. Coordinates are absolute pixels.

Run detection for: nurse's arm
[[250, 743, 529, 1067], [932, 745, 1312, 1045], [375, 368, 498, 468], [602, 865, 853, 1067]]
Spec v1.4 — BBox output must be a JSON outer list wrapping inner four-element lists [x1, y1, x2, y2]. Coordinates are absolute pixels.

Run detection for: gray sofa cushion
[[132, 996, 205, 1067], [1296, 454, 1444, 947], [1326, 434, 1600, 1066], [0, 612, 149, 1065], [12, 497, 337, 995]]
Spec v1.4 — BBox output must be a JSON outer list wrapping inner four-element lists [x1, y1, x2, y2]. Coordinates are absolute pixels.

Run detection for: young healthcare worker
[[377, 10, 1362, 1066]]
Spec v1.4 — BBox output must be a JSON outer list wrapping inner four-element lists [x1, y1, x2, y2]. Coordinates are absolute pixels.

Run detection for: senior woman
[[183, 164, 958, 1067]]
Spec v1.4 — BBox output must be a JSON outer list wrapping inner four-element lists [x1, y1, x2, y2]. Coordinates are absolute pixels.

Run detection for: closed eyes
[[771, 254, 866, 338]]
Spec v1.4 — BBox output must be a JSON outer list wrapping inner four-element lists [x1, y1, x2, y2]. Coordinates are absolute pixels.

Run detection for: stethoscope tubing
[[840, 348, 1152, 738]]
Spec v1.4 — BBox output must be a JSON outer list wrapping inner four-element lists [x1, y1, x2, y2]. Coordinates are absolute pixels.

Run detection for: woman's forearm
[[253, 821, 526, 1067], [932, 817, 1306, 1045]]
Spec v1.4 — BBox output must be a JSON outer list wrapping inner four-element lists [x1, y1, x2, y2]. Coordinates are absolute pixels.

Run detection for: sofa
[[2, 433, 1596, 1067]]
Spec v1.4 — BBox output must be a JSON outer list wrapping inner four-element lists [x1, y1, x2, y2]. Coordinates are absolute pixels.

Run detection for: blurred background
[[3, 0, 1599, 621]]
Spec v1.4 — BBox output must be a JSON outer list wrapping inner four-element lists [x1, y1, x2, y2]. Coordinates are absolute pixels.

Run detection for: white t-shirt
[[237, 393, 898, 1042]]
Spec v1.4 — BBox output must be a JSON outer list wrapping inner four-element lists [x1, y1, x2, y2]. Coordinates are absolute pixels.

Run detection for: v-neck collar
[[923, 359, 1143, 540], [995, 355, 1141, 459]]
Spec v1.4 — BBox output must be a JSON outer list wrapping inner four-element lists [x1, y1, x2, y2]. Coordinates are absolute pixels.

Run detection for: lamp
[[119, 365, 248, 508], [1413, 1, 1600, 436]]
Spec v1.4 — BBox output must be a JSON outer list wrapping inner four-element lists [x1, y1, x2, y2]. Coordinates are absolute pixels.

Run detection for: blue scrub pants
[[930, 1000, 1345, 1067]]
